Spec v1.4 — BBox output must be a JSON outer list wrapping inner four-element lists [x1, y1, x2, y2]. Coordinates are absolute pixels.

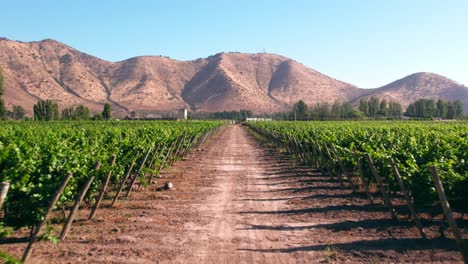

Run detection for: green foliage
[[405, 98, 463, 119], [10, 105, 26, 120], [102, 103, 111, 120], [289, 100, 365, 120], [39, 224, 60, 245], [0, 70, 7, 120], [0, 120, 222, 229], [0, 99, 7, 120], [249, 121, 468, 207], [358, 97, 402, 118], [62, 105, 91, 120], [293, 100, 309, 119], [192, 110, 252, 120], [33, 100, 59, 121], [0, 67, 3, 96], [0, 251, 21, 264]]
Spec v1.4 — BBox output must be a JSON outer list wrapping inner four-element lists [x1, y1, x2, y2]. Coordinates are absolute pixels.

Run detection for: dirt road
[[1, 125, 463, 263]]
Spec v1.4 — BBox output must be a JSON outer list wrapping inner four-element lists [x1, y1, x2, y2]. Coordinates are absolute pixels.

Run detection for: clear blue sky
[[2, 0, 467, 87]]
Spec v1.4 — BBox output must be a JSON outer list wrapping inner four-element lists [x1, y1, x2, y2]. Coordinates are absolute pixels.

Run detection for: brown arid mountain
[[356, 72, 468, 111], [0, 37, 467, 116]]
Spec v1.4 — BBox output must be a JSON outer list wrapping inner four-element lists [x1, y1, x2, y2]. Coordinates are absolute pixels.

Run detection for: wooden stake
[[365, 154, 397, 219], [430, 165, 467, 262], [60, 162, 101, 241], [125, 147, 152, 198], [139, 144, 162, 186], [0, 182, 10, 211], [314, 142, 327, 175], [324, 143, 345, 187], [389, 159, 426, 239], [353, 148, 374, 204], [331, 144, 357, 192], [88, 155, 116, 220], [22, 172, 73, 262], [147, 143, 167, 185], [111, 158, 136, 207]]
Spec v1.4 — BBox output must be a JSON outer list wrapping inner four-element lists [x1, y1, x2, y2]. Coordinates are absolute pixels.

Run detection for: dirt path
[[0, 125, 463, 263], [174, 125, 320, 263]]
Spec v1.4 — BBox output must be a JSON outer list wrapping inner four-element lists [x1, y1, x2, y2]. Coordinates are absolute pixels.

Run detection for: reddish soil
[[0, 125, 465, 263]]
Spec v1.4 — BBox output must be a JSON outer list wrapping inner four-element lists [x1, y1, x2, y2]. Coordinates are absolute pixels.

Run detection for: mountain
[[356, 72, 468, 111], [0, 38, 467, 116]]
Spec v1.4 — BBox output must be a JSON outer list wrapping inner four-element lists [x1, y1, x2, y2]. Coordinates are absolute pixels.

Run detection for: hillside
[[357, 72, 468, 111], [0, 38, 466, 115]]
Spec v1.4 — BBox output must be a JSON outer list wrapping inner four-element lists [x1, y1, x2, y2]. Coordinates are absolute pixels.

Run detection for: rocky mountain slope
[[0, 38, 466, 115]]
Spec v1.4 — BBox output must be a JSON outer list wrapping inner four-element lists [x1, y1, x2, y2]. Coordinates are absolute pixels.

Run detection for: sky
[[1, 0, 467, 87]]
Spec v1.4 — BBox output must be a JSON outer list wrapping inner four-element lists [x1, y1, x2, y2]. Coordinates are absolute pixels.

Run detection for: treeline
[[282, 98, 402, 120], [282, 97, 464, 121], [405, 98, 464, 119], [285, 100, 364, 120], [359, 97, 403, 118], [33, 100, 112, 121], [190, 109, 253, 120]]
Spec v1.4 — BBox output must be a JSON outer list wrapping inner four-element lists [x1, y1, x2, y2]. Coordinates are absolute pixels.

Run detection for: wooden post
[[314, 142, 327, 175], [22, 172, 73, 262], [111, 158, 136, 207], [365, 154, 397, 219], [430, 165, 467, 262], [180, 134, 194, 157], [353, 148, 374, 204], [173, 132, 187, 159], [139, 144, 161, 186], [324, 143, 345, 187], [147, 143, 167, 185], [331, 144, 357, 192], [60, 162, 101, 241], [165, 140, 178, 166], [310, 143, 321, 170], [88, 155, 116, 220], [125, 147, 152, 198], [0, 182, 10, 211], [316, 142, 333, 179], [389, 159, 426, 239]]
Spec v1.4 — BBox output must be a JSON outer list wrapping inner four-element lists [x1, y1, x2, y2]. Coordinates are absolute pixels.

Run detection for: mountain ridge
[[0, 38, 466, 115]]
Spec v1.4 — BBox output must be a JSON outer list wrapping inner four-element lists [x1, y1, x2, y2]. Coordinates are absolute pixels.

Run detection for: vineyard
[[0, 120, 467, 263], [0, 120, 223, 262], [246, 121, 467, 255], [246, 121, 468, 206]]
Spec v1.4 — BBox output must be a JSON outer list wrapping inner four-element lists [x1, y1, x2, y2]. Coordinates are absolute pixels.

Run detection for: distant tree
[[378, 100, 388, 116], [388, 101, 402, 117], [102, 103, 112, 120], [239, 109, 253, 119], [436, 99, 447, 118], [62, 107, 75, 120], [454, 100, 464, 118], [346, 109, 364, 119], [92, 113, 103, 120], [330, 101, 342, 119], [0, 69, 7, 120], [33, 100, 59, 121], [0, 67, 3, 97], [446, 102, 456, 119], [11, 105, 26, 120], [0, 100, 7, 120], [358, 98, 369, 116], [405, 98, 462, 119], [293, 100, 308, 120], [368, 97, 380, 118], [315, 102, 330, 120], [75, 105, 90, 120], [63, 105, 91, 120]]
